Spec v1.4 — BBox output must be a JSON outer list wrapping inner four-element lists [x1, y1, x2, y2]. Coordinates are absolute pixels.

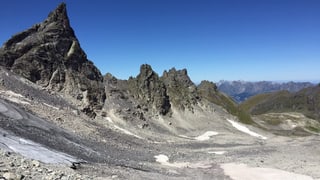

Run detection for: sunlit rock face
[[0, 3, 106, 117]]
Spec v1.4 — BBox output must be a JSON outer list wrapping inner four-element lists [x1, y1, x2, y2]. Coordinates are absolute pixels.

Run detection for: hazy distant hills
[[241, 86, 320, 122], [217, 80, 314, 103], [0, 3, 320, 179]]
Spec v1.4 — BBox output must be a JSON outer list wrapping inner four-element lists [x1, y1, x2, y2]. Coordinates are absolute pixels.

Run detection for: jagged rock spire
[[0, 3, 105, 117], [47, 3, 70, 26], [128, 64, 171, 115]]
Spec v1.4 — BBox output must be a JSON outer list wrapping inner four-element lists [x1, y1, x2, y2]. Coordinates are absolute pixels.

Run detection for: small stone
[[111, 174, 118, 179], [3, 172, 17, 180], [32, 160, 40, 167], [23, 170, 31, 176], [5, 151, 11, 157], [72, 109, 80, 115]]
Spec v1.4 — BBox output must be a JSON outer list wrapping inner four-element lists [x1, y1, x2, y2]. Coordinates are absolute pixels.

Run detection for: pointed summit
[[46, 3, 70, 29], [128, 64, 171, 115], [0, 3, 105, 117]]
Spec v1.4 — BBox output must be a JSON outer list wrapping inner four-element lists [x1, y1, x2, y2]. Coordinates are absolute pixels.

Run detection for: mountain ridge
[[0, 3, 319, 179], [0, 3, 106, 117], [218, 80, 314, 103]]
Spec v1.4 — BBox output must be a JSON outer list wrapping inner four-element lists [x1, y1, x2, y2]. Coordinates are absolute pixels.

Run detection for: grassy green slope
[[240, 86, 320, 121], [198, 81, 254, 124]]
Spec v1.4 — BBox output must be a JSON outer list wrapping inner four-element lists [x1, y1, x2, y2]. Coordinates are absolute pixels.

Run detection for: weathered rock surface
[[2, 3, 320, 180], [127, 64, 171, 115], [0, 149, 95, 180], [0, 3, 105, 117], [162, 68, 198, 111]]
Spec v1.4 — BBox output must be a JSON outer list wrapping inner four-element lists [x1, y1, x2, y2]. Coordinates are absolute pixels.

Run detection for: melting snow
[[154, 154, 211, 168], [194, 131, 219, 141], [222, 163, 313, 180], [0, 132, 78, 164], [43, 103, 59, 110], [106, 117, 143, 139], [208, 151, 226, 155], [0, 90, 30, 105], [227, 119, 267, 140], [113, 125, 143, 139], [154, 154, 169, 164]]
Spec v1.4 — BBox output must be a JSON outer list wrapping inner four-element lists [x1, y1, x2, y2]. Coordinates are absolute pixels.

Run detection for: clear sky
[[1, 0, 319, 83]]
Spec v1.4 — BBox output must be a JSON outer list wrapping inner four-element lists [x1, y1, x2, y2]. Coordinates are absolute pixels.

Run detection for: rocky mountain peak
[[161, 68, 197, 111], [46, 3, 70, 27], [162, 68, 194, 87], [137, 64, 155, 80], [128, 64, 171, 115], [0, 3, 105, 117]]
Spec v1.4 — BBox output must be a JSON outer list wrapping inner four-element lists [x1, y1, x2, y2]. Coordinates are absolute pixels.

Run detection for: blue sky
[[1, 0, 319, 83]]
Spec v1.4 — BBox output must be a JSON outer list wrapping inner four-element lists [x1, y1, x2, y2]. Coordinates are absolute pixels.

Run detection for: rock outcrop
[[0, 3, 105, 117], [127, 64, 171, 115], [162, 68, 198, 111]]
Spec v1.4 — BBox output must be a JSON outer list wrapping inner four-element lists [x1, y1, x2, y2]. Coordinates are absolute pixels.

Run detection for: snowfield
[[222, 163, 314, 180], [194, 131, 219, 141], [227, 119, 267, 140]]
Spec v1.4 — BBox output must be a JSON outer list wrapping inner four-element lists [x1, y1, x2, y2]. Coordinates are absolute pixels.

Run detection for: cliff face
[[162, 68, 198, 111], [0, 3, 106, 117], [127, 64, 171, 115]]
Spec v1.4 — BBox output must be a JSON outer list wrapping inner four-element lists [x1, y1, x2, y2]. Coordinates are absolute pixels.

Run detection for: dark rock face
[[0, 3, 105, 116], [197, 80, 218, 99], [162, 68, 198, 111], [128, 64, 170, 115]]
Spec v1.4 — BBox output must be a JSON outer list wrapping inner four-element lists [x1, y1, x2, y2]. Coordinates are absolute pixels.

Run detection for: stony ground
[[0, 70, 319, 180]]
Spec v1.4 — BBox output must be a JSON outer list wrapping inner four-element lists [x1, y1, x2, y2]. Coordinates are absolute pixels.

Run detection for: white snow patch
[[7, 98, 30, 105], [43, 103, 59, 110], [106, 117, 143, 139], [194, 131, 219, 141], [67, 41, 76, 57], [227, 119, 267, 140], [154, 154, 212, 168], [154, 154, 169, 164], [0, 133, 78, 164], [0, 90, 30, 105], [3, 90, 24, 98], [113, 125, 143, 139], [291, 124, 297, 128], [106, 117, 114, 123], [222, 163, 313, 180], [208, 151, 226, 155]]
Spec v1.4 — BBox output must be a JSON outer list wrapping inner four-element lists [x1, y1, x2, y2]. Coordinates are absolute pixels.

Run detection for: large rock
[[128, 64, 170, 115], [162, 68, 198, 111], [0, 3, 105, 116]]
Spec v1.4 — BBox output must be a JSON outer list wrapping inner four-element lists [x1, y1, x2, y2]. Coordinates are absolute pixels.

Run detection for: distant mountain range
[[217, 80, 315, 103]]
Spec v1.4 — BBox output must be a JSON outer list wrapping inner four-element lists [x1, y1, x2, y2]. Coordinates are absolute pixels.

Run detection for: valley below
[[0, 79, 319, 179], [0, 3, 319, 180]]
